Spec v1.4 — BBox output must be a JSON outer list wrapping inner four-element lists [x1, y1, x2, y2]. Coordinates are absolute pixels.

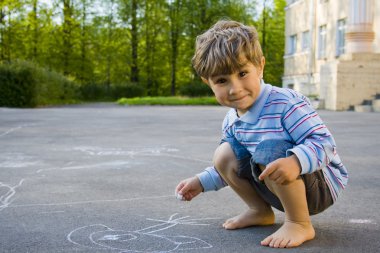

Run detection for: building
[[282, 0, 380, 110]]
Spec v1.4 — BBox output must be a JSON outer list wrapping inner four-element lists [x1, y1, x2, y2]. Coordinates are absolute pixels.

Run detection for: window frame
[[336, 19, 346, 57], [318, 25, 327, 59], [288, 34, 298, 55], [302, 30, 310, 51]]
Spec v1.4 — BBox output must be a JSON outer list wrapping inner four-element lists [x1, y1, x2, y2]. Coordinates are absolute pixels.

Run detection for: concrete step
[[373, 106, 380, 112], [354, 105, 372, 112], [372, 99, 380, 107], [354, 98, 380, 112], [372, 99, 380, 112]]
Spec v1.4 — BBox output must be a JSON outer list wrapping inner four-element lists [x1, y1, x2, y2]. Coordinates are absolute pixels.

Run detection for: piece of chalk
[[174, 191, 184, 201]]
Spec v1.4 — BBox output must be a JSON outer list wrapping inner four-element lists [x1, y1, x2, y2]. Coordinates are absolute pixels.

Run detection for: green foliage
[[0, 63, 37, 107], [117, 96, 218, 106], [0, 61, 79, 107], [80, 82, 145, 101], [0, 0, 287, 103], [179, 80, 213, 97], [258, 0, 286, 86]]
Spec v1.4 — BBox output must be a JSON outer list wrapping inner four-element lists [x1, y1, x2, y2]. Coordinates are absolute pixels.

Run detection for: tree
[[258, 0, 286, 86], [62, 0, 75, 75], [130, 0, 138, 83], [77, 0, 93, 83], [168, 0, 183, 96], [0, 0, 285, 98]]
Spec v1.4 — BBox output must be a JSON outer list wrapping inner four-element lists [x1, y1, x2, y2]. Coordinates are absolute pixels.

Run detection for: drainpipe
[[308, 0, 317, 93]]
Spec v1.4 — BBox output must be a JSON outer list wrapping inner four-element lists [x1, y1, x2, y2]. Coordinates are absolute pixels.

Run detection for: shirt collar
[[227, 80, 272, 126]]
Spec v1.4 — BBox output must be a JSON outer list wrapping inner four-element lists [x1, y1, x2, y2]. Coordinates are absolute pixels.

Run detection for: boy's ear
[[201, 77, 209, 85], [260, 57, 266, 78], [261, 56, 266, 68]]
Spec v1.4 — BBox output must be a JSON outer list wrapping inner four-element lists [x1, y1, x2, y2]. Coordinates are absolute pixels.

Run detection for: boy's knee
[[213, 142, 237, 175]]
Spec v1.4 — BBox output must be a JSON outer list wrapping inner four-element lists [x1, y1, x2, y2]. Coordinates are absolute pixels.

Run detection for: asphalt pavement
[[0, 104, 379, 253]]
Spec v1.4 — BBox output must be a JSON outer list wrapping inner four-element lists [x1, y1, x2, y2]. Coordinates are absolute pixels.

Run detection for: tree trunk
[[130, 0, 139, 83], [145, 0, 152, 94], [32, 0, 38, 60], [0, 7, 4, 61], [262, 0, 267, 56], [79, 0, 87, 83], [62, 0, 72, 75], [169, 0, 181, 96]]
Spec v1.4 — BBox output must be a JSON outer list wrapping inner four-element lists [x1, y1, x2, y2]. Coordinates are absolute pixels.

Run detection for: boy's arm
[[282, 97, 338, 175], [196, 166, 227, 192]]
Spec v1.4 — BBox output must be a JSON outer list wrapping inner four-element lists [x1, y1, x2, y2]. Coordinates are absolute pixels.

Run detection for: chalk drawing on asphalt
[[72, 146, 210, 164], [0, 123, 38, 138], [67, 213, 217, 252], [0, 179, 25, 211], [0, 152, 40, 168]]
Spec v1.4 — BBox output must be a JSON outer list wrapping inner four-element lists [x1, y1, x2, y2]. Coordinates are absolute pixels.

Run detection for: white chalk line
[[0, 123, 38, 138], [39, 211, 65, 214], [0, 126, 23, 137], [9, 194, 175, 208], [73, 146, 211, 164], [36, 160, 137, 173], [349, 219, 376, 224], [0, 179, 25, 211], [67, 213, 215, 252]]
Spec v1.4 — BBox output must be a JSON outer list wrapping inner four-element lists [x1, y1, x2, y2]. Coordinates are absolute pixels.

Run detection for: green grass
[[117, 96, 219, 106]]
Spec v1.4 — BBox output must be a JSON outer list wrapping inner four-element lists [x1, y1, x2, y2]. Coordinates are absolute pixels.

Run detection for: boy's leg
[[250, 140, 315, 248], [260, 170, 315, 248], [213, 142, 274, 229]]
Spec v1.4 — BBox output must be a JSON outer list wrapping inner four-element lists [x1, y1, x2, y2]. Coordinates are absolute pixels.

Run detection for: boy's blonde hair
[[192, 20, 263, 79]]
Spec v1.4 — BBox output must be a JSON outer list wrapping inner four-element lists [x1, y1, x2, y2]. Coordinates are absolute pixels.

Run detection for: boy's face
[[202, 57, 265, 116]]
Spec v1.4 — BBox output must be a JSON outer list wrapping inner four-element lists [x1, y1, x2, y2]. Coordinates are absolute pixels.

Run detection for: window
[[288, 34, 297, 55], [302, 30, 310, 51], [336, 19, 346, 56], [318, 25, 327, 58]]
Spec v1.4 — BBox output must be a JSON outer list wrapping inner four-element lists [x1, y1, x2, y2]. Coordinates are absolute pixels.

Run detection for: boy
[[175, 20, 348, 248]]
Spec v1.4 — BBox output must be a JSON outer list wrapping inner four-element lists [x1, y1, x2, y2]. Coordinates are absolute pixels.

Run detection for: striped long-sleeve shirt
[[197, 81, 348, 202]]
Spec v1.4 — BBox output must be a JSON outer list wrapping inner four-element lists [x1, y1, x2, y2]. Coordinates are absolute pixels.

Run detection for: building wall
[[336, 53, 380, 110], [283, 0, 380, 110], [283, 0, 313, 95], [374, 1, 380, 53]]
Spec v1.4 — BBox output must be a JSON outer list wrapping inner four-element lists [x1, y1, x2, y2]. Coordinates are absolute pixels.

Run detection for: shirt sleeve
[[282, 96, 338, 175], [196, 166, 228, 192]]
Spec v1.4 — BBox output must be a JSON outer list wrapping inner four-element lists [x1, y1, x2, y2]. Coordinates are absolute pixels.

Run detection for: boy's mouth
[[231, 95, 247, 102]]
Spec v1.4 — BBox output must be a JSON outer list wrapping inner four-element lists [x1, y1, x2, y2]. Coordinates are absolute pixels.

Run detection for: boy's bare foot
[[222, 208, 275, 230], [261, 220, 315, 248]]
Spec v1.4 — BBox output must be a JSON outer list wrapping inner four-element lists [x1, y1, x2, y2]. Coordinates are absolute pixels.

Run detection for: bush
[[80, 82, 145, 101], [0, 61, 78, 107], [0, 63, 37, 107], [179, 80, 213, 97], [117, 96, 219, 105], [112, 83, 145, 99]]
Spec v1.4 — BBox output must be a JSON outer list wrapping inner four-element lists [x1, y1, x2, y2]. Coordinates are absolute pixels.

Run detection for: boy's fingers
[[175, 182, 185, 193], [259, 163, 277, 181], [178, 182, 191, 195]]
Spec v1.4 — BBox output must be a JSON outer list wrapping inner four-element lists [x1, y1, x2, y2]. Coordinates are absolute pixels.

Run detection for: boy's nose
[[229, 80, 242, 95]]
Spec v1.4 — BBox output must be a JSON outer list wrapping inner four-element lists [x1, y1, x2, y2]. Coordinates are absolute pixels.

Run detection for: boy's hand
[[175, 176, 203, 201], [258, 155, 301, 185]]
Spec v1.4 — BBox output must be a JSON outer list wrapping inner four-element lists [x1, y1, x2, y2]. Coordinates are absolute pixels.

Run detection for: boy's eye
[[216, 78, 227, 84], [239, 71, 247, 77]]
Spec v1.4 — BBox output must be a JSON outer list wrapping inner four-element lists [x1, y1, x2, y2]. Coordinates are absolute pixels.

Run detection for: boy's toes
[[273, 238, 285, 248], [279, 239, 290, 248], [270, 238, 282, 248], [260, 236, 272, 246]]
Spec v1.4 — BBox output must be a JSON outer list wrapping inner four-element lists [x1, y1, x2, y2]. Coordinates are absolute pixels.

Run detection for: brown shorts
[[235, 139, 334, 215]]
